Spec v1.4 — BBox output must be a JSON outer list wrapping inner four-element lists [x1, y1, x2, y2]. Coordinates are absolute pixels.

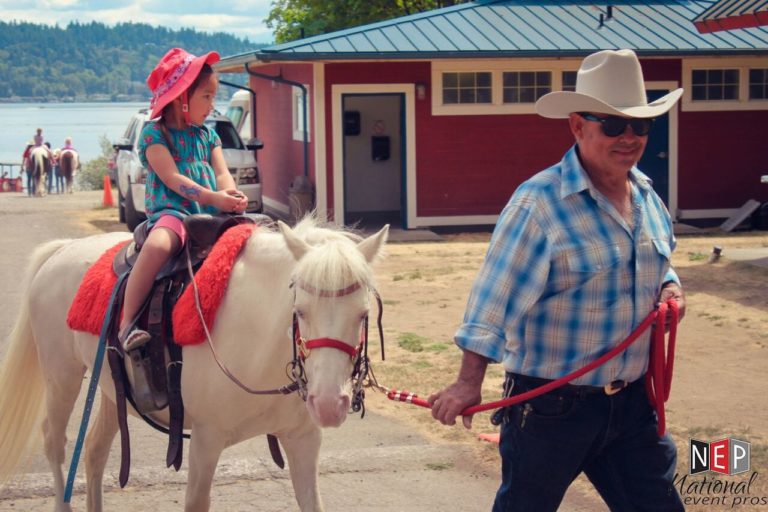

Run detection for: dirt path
[[1, 190, 766, 510]]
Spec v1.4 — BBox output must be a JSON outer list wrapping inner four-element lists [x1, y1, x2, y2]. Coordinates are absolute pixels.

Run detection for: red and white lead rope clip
[[386, 299, 679, 437]]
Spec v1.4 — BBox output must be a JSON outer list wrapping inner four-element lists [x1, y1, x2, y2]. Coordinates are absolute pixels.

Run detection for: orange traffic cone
[[103, 175, 114, 207]]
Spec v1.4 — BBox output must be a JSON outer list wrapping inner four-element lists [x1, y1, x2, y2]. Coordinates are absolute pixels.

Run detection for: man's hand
[[658, 282, 685, 331], [428, 379, 483, 429], [427, 350, 489, 429]]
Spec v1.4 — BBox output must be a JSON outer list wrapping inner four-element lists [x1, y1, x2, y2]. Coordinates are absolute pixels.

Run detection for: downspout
[[219, 79, 257, 140], [244, 63, 309, 178]]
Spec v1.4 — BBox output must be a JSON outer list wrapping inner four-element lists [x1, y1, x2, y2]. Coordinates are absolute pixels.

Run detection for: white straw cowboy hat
[[535, 49, 682, 119]]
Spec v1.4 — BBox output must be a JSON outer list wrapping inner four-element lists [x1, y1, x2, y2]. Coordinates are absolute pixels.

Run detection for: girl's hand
[[213, 189, 248, 213]]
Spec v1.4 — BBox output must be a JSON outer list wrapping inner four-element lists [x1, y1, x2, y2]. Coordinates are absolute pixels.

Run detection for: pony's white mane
[[289, 216, 374, 294]]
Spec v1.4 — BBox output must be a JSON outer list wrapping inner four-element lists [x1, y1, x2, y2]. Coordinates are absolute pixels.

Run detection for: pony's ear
[[278, 220, 312, 261], [357, 224, 389, 263]]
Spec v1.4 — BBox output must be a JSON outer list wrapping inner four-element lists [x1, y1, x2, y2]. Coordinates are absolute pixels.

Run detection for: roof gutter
[[218, 79, 257, 140]]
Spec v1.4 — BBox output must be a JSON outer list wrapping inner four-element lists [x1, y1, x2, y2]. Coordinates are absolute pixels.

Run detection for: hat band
[[150, 54, 196, 108]]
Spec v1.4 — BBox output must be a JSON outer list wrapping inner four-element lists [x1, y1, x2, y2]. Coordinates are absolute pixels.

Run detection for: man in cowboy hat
[[429, 49, 686, 511]]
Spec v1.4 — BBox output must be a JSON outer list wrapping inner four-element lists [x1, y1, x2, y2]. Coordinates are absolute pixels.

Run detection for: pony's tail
[[0, 239, 70, 488]]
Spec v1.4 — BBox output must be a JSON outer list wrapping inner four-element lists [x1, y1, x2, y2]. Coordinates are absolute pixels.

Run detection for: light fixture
[[415, 83, 426, 101]]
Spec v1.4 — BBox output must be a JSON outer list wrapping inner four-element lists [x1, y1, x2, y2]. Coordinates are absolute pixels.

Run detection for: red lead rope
[[387, 300, 679, 436]]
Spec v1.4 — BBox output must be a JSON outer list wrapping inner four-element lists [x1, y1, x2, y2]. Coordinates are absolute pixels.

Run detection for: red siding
[[325, 61, 572, 217], [270, 56, 767, 223], [679, 110, 768, 209], [249, 63, 314, 208]]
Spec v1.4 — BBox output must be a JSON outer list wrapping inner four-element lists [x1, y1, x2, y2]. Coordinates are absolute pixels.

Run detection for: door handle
[[656, 151, 668, 159]]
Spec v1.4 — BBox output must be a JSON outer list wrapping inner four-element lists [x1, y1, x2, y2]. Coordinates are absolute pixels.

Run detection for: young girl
[[119, 47, 248, 349]]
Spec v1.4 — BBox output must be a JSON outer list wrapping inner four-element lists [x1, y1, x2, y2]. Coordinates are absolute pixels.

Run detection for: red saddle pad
[[67, 223, 257, 345]]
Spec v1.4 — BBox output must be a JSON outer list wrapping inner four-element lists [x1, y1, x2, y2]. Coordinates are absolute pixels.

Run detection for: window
[[207, 120, 243, 150], [682, 58, 768, 111], [293, 85, 311, 142], [749, 69, 768, 100], [691, 69, 739, 101], [502, 71, 551, 103], [442, 72, 492, 104], [562, 71, 577, 92], [431, 60, 581, 115]]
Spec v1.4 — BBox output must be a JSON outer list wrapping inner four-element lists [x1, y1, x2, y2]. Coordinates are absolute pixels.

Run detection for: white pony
[[30, 146, 51, 197], [0, 218, 388, 512]]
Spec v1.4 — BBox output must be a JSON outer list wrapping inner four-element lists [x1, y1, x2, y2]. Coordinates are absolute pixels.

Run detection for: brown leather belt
[[508, 373, 632, 398]]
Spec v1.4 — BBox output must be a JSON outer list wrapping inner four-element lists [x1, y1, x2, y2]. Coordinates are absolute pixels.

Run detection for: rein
[[386, 299, 679, 437], [185, 246, 299, 396]]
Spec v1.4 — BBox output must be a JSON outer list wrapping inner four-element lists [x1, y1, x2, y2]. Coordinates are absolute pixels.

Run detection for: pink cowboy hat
[[147, 47, 220, 119]]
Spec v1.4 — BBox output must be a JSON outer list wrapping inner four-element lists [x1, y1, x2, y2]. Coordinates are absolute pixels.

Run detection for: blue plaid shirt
[[455, 145, 679, 386]]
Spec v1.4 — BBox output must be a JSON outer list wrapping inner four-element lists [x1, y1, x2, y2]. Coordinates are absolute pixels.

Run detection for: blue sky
[[1, 0, 275, 43]]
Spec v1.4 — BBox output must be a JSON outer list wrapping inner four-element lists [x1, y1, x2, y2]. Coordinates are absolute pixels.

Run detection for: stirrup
[[120, 329, 151, 352]]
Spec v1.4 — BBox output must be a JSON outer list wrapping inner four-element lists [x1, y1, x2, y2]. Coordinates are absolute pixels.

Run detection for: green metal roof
[[220, 0, 768, 67]]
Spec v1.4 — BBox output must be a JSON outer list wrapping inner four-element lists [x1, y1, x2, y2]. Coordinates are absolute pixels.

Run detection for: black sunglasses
[[578, 113, 654, 137]]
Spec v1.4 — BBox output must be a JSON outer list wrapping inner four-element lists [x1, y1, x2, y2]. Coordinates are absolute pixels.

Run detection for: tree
[[265, 0, 468, 43]]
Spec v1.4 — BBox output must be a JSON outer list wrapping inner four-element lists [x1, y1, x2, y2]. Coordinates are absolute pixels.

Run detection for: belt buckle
[[604, 380, 627, 396]]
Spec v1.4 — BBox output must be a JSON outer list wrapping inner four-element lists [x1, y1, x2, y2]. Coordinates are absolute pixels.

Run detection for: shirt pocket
[[550, 243, 621, 293], [565, 244, 621, 274]]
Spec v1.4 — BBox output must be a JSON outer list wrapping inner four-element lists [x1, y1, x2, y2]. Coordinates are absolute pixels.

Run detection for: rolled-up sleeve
[[455, 197, 551, 363]]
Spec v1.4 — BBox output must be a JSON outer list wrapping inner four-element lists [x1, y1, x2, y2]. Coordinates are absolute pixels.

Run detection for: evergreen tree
[[0, 21, 264, 101]]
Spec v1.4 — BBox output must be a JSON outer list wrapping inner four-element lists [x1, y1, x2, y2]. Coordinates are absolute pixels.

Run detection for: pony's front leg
[[84, 394, 118, 512], [280, 425, 324, 512], [184, 427, 225, 512]]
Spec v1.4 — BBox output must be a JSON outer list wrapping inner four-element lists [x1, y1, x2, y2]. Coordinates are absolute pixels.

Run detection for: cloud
[[0, 0, 274, 43]]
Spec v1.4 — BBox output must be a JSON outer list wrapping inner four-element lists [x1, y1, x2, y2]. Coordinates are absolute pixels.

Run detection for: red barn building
[[217, 1, 768, 229]]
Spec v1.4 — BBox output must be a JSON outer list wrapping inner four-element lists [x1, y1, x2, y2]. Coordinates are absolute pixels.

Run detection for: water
[[0, 102, 228, 178]]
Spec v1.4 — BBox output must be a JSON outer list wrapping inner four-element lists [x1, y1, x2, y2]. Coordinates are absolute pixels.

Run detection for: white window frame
[[292, 84, 311, 142], [682, 57, 768, 112], [431, 59, 580, 116]]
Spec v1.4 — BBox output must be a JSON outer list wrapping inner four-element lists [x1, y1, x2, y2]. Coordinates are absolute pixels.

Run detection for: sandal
[[120, 328, 151, 352]]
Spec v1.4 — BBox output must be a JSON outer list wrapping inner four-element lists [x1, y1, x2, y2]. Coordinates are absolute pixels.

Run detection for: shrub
[[76, 135, 112, 190]]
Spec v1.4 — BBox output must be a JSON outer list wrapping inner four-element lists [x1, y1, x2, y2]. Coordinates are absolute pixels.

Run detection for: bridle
[[288, 279, 385, 416], [188, 244, 385, 414]]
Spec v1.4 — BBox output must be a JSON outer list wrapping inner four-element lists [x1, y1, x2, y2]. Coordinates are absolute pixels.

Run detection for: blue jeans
[[493, 375, 683, 512]]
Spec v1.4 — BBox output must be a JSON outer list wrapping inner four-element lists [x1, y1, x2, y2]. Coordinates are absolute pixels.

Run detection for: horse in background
[[29, 146, 51, 197], [0, 217, 389, 511], [58, 149, 79, 194]]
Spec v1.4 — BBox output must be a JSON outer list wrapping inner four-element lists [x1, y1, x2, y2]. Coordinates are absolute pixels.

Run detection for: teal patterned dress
[[139, 121, 221, 224]]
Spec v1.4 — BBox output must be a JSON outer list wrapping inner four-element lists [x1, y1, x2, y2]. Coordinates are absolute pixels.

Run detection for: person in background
[[52, 148, 64, 194], [62, 136, 76, 152], [428, 49, 686, 512], [21, 141, 34, 196], [118, 47, 248, 350], [46, 142, 55, 194]]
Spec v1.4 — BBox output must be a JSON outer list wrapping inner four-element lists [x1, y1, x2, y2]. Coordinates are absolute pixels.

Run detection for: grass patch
[[398, 332, 430, 352], [383, 299, 400, 306], [425, 343, 451, 352], [688, 252, 707, 261]]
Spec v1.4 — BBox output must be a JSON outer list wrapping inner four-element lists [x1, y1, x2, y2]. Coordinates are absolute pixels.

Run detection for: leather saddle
[[105, 213, 281, 487]]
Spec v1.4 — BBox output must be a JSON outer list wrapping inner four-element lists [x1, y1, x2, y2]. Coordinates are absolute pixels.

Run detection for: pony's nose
[[306, 393, 350, 427]]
